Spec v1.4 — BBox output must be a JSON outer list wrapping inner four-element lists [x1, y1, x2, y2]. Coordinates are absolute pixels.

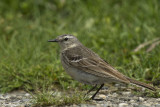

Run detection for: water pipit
[[48, 34, 156, 100]]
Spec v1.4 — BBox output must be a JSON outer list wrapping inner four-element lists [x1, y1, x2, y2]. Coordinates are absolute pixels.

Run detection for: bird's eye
[[64, 38, 68, 41]]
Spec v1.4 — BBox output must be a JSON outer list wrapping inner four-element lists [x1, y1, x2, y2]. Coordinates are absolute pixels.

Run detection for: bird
[[48, 34, 156, 100]]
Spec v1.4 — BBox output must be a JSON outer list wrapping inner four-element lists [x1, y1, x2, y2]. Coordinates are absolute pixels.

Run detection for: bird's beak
[[48, 39, 58, 42]]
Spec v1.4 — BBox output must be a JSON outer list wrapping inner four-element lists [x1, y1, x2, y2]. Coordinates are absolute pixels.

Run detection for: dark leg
[[91, 84, 104, 100], [84, 84, 97, 97]]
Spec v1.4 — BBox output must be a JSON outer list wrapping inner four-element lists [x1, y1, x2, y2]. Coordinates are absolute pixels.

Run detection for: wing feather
[[62, 46, 130, 83]]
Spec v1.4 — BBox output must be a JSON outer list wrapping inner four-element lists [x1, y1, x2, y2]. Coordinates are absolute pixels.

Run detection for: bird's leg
[[84, 84, 97, 97], [91, 84, 104, 100]]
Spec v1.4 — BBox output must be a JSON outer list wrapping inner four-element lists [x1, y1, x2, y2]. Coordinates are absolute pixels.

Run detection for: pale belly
[[61, 60, 106, 85]]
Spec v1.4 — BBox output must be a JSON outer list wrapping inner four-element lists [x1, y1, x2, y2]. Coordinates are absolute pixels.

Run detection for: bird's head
[[48, 34, 81, 50]]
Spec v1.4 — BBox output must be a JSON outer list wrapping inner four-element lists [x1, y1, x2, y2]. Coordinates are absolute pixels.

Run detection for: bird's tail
[[126, 77, 156, 91]]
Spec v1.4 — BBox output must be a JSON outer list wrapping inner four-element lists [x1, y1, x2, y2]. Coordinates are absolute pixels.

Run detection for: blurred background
[[0, 0, 159, 99]]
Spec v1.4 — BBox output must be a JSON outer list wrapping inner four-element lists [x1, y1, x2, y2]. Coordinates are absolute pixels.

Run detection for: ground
[[1, 85, 160, 107]]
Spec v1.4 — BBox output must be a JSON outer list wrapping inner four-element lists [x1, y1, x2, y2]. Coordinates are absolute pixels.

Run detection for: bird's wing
[[62, 47, 130, 83]]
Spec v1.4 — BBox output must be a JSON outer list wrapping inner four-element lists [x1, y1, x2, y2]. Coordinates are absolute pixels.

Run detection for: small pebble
[[122, 92, 131, 96], [132, 103, 138, 106], [25, 93, 30, 97], [115, 84, 121, 87], [138, 97, 144, 102], [142, 103, 151, 106], [80, 104, 87, 107], [72, 104, 78, 107], [119, 103, 128, 107], [130, 100, 135, 103], [98, 94, 106, 99], [112, 93, 118, 97], [156, 98, 160, 101]]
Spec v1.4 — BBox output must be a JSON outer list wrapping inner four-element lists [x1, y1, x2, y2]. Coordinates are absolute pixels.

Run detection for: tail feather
[[126, 77, 156, 91]]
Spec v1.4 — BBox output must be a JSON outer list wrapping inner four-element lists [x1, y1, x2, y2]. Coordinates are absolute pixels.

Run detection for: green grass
[[0, 0, 160, 106], [32, 90, 87, 106]]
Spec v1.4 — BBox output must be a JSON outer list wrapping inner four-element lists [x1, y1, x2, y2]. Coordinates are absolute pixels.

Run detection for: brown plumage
[[126, 77, 156, 91], [62, 45, 156, 91], [49, 34, 156, 100]]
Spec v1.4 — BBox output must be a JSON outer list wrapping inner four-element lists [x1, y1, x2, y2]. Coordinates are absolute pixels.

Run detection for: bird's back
[[61, 45, 130, 84]]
